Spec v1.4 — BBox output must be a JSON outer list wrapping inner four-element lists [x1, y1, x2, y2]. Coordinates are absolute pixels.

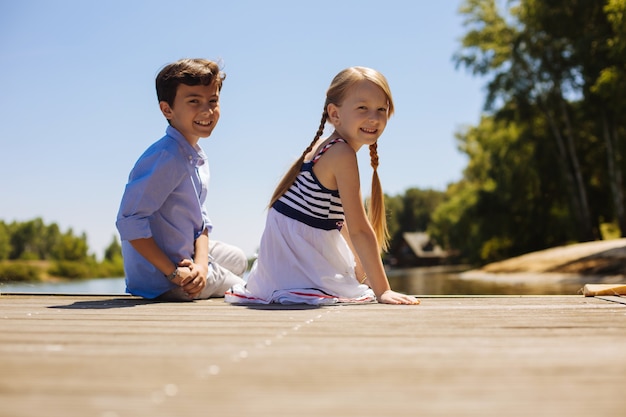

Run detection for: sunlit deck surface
[[1, 293, 625, 417]]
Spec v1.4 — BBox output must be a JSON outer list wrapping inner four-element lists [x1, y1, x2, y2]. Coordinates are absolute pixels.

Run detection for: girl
[[226, 67, 419, 305]]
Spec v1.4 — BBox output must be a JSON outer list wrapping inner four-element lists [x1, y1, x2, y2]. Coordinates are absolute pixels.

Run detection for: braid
[[369, 142, 379, 170], [269, 110, 328, 207], [312, 109, 328, 144], [367, 143, 389, 252]]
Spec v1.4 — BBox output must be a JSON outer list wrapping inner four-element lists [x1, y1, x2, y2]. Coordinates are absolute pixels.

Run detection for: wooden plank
[[596, 295, 626, 305], [1, 295, 625, 417]]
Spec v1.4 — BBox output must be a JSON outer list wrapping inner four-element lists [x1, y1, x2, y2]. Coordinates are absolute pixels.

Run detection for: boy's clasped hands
[[170, 259, 209, 299]]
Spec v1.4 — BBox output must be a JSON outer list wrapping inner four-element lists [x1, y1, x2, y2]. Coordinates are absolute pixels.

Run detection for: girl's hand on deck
[[378, 290, 420, 305]]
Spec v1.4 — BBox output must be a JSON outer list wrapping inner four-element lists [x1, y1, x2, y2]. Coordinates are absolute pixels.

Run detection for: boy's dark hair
[[155, 58, 226, 106]]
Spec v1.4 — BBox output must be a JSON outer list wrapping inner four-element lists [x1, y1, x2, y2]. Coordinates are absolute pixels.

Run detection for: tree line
[[0, 218, 123, 282], [390, 0, 626, 266]]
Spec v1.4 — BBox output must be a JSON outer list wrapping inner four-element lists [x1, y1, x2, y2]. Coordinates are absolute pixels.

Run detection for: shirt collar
[[165, 125, 206, 167]]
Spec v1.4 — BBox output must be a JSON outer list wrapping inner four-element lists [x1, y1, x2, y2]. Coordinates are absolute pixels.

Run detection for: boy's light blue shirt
[[116, 125, 212, 299]]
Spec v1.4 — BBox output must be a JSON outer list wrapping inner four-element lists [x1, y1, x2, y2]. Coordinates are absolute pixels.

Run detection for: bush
[[0, 262, 42, 282], [48, 261, 93, 279], [97, 259, 125, 278]]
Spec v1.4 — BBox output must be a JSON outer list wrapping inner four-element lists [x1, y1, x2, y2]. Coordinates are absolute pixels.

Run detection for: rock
[[477, 238, 626, 275]]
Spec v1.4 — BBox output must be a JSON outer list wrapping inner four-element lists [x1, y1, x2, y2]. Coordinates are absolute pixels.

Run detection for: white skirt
[[225, 208, 375, 305]]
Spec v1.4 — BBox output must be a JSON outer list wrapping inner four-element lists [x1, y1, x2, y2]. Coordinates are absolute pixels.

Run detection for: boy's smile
[[159, 82, 221, 146]]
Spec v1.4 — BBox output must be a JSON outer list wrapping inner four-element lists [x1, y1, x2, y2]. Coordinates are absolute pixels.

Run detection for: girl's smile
[[327, 80, 389, 150]]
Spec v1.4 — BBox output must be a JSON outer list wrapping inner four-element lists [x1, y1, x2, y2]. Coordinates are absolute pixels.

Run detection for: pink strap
[[312, 138, 346, 164]]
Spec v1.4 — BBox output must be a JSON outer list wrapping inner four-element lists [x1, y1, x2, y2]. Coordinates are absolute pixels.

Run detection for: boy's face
[[159, 81, 221, 145]]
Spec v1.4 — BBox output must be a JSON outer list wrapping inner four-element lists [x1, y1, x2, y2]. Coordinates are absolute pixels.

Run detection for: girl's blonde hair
[[269, 66, 394, 252]]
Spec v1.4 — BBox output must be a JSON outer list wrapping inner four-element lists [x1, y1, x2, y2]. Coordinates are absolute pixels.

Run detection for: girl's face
[[159, 81, 221, 146], [327, 80, 389, 150]]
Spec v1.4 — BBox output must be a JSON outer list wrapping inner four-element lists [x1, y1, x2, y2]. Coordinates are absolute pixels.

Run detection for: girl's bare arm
[[323, 144, 418, 304]]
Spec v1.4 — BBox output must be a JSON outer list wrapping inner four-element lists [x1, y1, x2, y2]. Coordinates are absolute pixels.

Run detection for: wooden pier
[[1, 294, 625, 417]]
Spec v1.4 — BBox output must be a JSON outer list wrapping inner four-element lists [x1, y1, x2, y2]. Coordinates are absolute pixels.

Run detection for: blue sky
[[0, 1, 485, 260]]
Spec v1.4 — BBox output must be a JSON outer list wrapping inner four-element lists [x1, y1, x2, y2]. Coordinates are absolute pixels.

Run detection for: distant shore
[[461, 238, 626, 285], [5, 239, 626, 285], [0, 259, 123, 283]]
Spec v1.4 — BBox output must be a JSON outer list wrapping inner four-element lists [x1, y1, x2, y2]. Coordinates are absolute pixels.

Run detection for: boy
[[116, 58, 246, 301]]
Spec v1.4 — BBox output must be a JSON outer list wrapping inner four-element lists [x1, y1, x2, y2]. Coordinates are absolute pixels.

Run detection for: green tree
[[9, 218, 47, 260], [398, 188, 445, 233], [100, 235, 125, 278], [43, 222, 62, 258], [454, 0, 597, 241], [104, 235, 122, 262], [0, 221, 10, 260], [51, 230, 89, 261], [385, 188, 446, 261], [587, 0, 626, 235], [431, 111, 578, 264], [0, 218, 127, 281], [429, 180, 480, 260], [385, 194, 403, 249], [447, 0, 626, 264]]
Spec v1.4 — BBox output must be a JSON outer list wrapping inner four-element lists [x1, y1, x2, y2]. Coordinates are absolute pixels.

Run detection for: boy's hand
[[178, 259, 208, 299]]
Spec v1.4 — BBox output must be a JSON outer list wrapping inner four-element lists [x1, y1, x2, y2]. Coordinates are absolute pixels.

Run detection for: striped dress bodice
[[272, 138, 346, 231]]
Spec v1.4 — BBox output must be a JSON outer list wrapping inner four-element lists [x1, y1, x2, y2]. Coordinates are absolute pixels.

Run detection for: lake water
[[387, 266, 588, 295], [0, 266, 590, 296]]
